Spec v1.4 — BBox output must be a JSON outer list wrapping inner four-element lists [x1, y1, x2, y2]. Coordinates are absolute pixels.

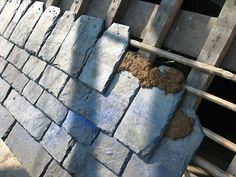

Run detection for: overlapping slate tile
[[22, 55, 47, 80], [0, 78, 10, 103], [39, 65, 68, 96], [79, 23, 129, 93], [59, 78, 91, 112], [0, 0, 21, 34], [2, 64, 29, 93], [22, 80, 43, 104], [122, 109, 204, 177], [25, 6, 60, 54], [39, 11, 75, 62], [0, 0, 7, 13], [0, 36, 14, 58], [80, 71, 139, 134], [0, 56, 7, 73], [41, 123, 72, 162], [44, 160, 72, 177], [4, 0, 33, 39], [4, 90, 50, 140], [5, 123, 52, 177], [10, 1, 43, 47], [7, 45, 30, 69], [37, 91, 68, 125], [63, 111, 98, 145], [53, 15, 104, 77], [0, 105, 15, 138], [115, 76, 184, 156], [91, 132, 130, 175]]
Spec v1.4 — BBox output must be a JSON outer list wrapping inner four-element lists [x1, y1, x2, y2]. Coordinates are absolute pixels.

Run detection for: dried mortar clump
[[165, 109, 194, 140], [119, 51, 184, 94]]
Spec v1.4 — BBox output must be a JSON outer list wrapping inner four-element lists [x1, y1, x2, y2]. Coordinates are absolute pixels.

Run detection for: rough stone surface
[[4, 90, 50, 140], [91, 132, 130, 175], [3, 0, 32, 39], [39, 65, 68, 96], [79, 23, 129, 93], [115, 86, 184, 156], [22, 80, 43, 104], [25, 6, 60, 54], [0, 56, 7, 73], [80, 71, 139, 134], [59, 79, 90, 112], [0, 0, 21, 35], [0, 0, 7, 13], [0, 105, 15, 138], [7, 45, 30, 69], [5, 123, 52, 177], [0, 78, 10, 103], [22, 55, 47, 80], [10, 1, 43, 47], [37, 91, 68, 125], [122, 109, 204, 177], [63, 111, 98, 145], [41, 123, 72, 162], [0, 36, 14, 58], [2, 64, 29, 93], [44, 160, 71, 177], [54, 15, 104, 77], [39, 11, 75, 62]]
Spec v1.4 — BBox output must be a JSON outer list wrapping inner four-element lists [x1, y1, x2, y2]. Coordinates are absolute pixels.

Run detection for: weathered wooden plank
[[59, 0, 89, 16], [181, 1, 236, 110], [42, 0, 59, 8], [140, 0, 183, 60], [85, 0, 112, 18]]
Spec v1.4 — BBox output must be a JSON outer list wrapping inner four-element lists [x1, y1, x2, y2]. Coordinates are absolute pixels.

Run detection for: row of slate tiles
[[0, 1, 204, 177]]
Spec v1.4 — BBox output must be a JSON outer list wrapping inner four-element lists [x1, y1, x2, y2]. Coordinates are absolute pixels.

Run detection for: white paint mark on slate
[[4, 0, 33, 39], [25, 6, 60, 55], [10, 1, 43, 47], [0, 0, 21, 35], [53, 15, 104, 77], [39, 11, 75, 62], [79, 23, 129, 93]]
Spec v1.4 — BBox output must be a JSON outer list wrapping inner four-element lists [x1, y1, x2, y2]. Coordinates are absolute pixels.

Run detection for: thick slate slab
[[4, 90, 51, 140], [53, 15, 104, 77], [59, 78, 91, 112], [44, 160, 72, 177], [63, 111, 98, 145], [22, 55, 47, 80], [122, 109, 204, 177], [0, 105, 15, 138], [0, 0, 21, 35], [22, 80, 43, 104], [4, 0, 33, 39], [37, 91, 68, 125], [5, 123, 52, 177], [0, 78, 10, 103], [25, 6, 60, 54], [91, 133, 130, 175], [39, 65, 68, 96], [10, 1, 43, 47], [115, 84, 184, 157], [2, 64, 29, 93], [7, 45, 30, 69], [0, 56, 7, 73], [0, 0, 7, 13], [80, 71, 139, 134], [41, 123, 72, 162], [0, 36, 14, 59], [79, 23, 129, 93], [39, 11, 75, 62]]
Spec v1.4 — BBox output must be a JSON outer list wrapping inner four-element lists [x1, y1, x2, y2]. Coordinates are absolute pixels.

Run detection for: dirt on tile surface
[[165, 109, 194, 140], [119, 51, 184, 94]]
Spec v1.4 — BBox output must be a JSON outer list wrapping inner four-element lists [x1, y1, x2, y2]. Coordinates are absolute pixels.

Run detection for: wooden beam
[[70, 0, 90, 16], [105, 0, 129, 28], [139, 0, 183, 60], [43, 0, 59, 8], [181, 0, 236, 110]]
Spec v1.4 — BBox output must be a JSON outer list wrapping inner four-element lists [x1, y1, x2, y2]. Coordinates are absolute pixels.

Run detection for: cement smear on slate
[[119, 51, 184, 94]]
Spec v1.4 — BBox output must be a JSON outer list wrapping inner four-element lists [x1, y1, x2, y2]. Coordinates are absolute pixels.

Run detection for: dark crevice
[[39, 158, 53, 177], [1, 120, 17, 141]]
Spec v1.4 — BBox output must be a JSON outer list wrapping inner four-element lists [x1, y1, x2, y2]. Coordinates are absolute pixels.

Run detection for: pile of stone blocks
[[0, 1, 204, 177]]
